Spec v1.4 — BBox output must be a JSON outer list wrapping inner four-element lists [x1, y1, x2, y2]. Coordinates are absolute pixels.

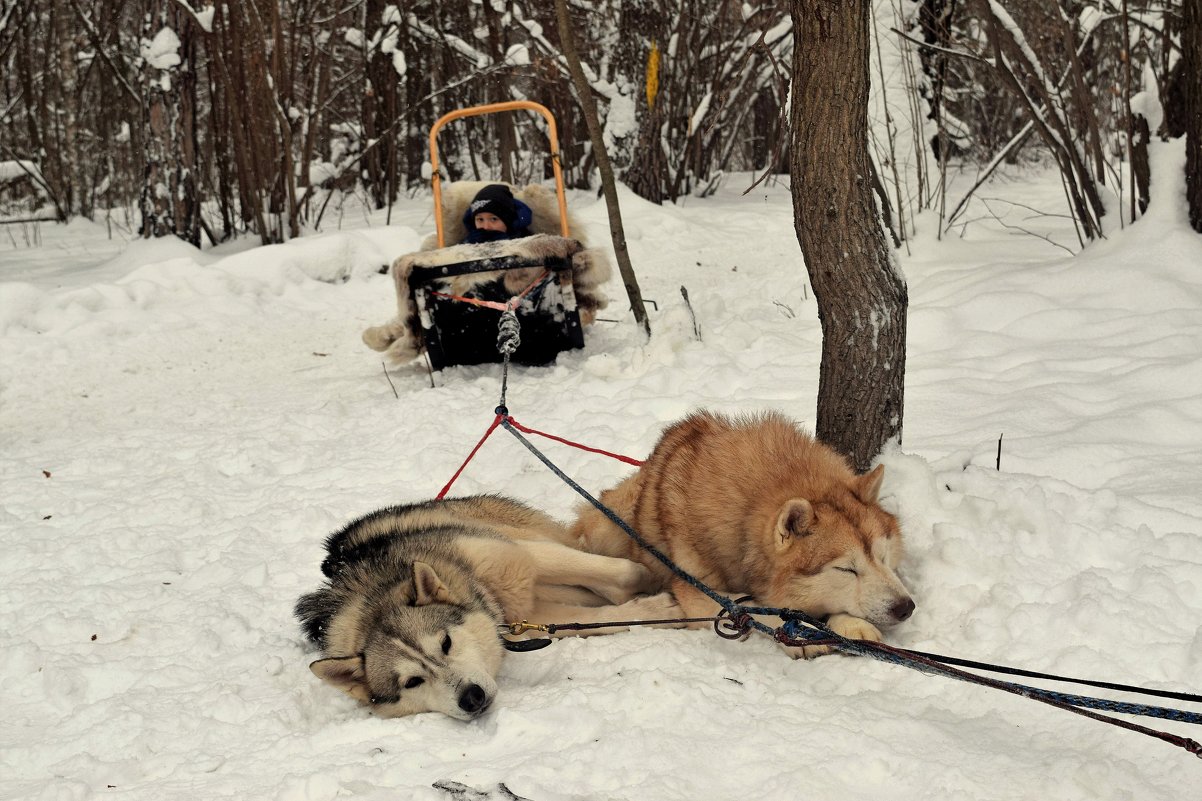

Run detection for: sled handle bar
[[428, 100, 571, 248]]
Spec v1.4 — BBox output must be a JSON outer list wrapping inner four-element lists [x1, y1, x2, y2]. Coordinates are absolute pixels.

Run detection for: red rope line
[[436, 413, 504, 499], [429, 269, 552, 312], [437, 413, 642, 499], [506, 417, 643, 467]]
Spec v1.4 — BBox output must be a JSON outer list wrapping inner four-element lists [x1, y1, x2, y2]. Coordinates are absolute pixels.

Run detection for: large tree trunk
[[363, 0, 400, 210], [616, 3, 668, 204], [53, 0, 86, 217], [139, 0, 200, 245], [1186, 0, 1202, 233], [480, 0, 518, 184], [790, 0, 908, 471]]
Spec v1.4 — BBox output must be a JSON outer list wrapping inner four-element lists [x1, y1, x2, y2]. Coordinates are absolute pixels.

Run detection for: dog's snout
[[458, 683, 490, 715], [891, 597, 915, 622]]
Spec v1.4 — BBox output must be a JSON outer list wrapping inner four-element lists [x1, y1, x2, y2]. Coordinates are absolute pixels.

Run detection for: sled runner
[[362, 101, 611, 371]]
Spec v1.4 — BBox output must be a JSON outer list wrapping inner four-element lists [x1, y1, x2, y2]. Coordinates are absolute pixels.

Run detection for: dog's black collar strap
[[503, 637, 553, 652]]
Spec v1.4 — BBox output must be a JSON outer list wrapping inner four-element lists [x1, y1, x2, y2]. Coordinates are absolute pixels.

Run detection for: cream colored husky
[[295, 495, 679, 719]]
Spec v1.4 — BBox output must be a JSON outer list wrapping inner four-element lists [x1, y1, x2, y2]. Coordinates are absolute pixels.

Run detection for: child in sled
[[361, 182, 612, 365]]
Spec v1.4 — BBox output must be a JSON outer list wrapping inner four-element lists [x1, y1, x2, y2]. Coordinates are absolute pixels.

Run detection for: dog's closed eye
[[403, 676, 425, 689], [441, 634, 452, 654]]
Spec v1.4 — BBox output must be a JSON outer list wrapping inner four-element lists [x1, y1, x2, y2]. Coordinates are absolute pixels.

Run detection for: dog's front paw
[[628, 591, 684, 626], [827, 613, 884, 643], [780, 614, 884, 660], [586, 561, 659, 605]]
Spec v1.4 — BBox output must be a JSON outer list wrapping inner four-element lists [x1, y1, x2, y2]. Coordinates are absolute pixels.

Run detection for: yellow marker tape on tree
[[646, 41, 660, 111]]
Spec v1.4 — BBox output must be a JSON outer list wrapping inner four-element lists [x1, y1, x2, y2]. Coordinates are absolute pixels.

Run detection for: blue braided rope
[[778, 621, 1202, 724]]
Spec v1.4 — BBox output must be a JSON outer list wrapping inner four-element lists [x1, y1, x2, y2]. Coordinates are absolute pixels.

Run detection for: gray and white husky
[[295, 495, 679, 720]]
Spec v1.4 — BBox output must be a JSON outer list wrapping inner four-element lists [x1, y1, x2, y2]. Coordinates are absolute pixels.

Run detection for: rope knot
[[497, 309, 521, 356], [714, 606, 754, 641], [776, 619, 839, 649]]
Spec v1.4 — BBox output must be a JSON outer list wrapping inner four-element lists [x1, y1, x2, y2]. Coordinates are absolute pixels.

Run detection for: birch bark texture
[[789, 0, 908, 471]]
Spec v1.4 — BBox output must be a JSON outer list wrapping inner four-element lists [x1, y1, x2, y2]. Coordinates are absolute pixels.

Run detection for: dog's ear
[[775, 499, 813, 550], [412, 561, 451, 606], [856, 464, 885, 505], [310, 655, 369, 702]]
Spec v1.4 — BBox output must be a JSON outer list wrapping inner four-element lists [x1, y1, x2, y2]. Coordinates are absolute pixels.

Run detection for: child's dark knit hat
[[468, 184, 517, 230]]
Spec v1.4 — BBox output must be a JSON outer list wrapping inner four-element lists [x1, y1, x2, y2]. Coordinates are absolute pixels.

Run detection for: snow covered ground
[[2, 147, 1200, 801]]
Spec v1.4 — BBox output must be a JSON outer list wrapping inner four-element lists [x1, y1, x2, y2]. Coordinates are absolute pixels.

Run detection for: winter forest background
[[4, 2, 1202, 798], [2, 0, 1201, 250]]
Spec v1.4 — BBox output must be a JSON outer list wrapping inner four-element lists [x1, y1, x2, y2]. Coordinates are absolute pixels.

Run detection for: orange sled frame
[[413, 101, 586, 370]]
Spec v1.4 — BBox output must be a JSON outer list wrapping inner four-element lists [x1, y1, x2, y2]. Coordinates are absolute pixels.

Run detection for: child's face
[[473, 212, 507, 233]]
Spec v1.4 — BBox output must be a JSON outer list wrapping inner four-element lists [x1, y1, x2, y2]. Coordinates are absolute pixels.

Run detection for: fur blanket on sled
[[362, 182, 613, 364]]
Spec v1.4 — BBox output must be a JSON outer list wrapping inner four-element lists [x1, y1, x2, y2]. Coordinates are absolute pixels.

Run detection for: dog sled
[[361, 101, 612, 371]]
